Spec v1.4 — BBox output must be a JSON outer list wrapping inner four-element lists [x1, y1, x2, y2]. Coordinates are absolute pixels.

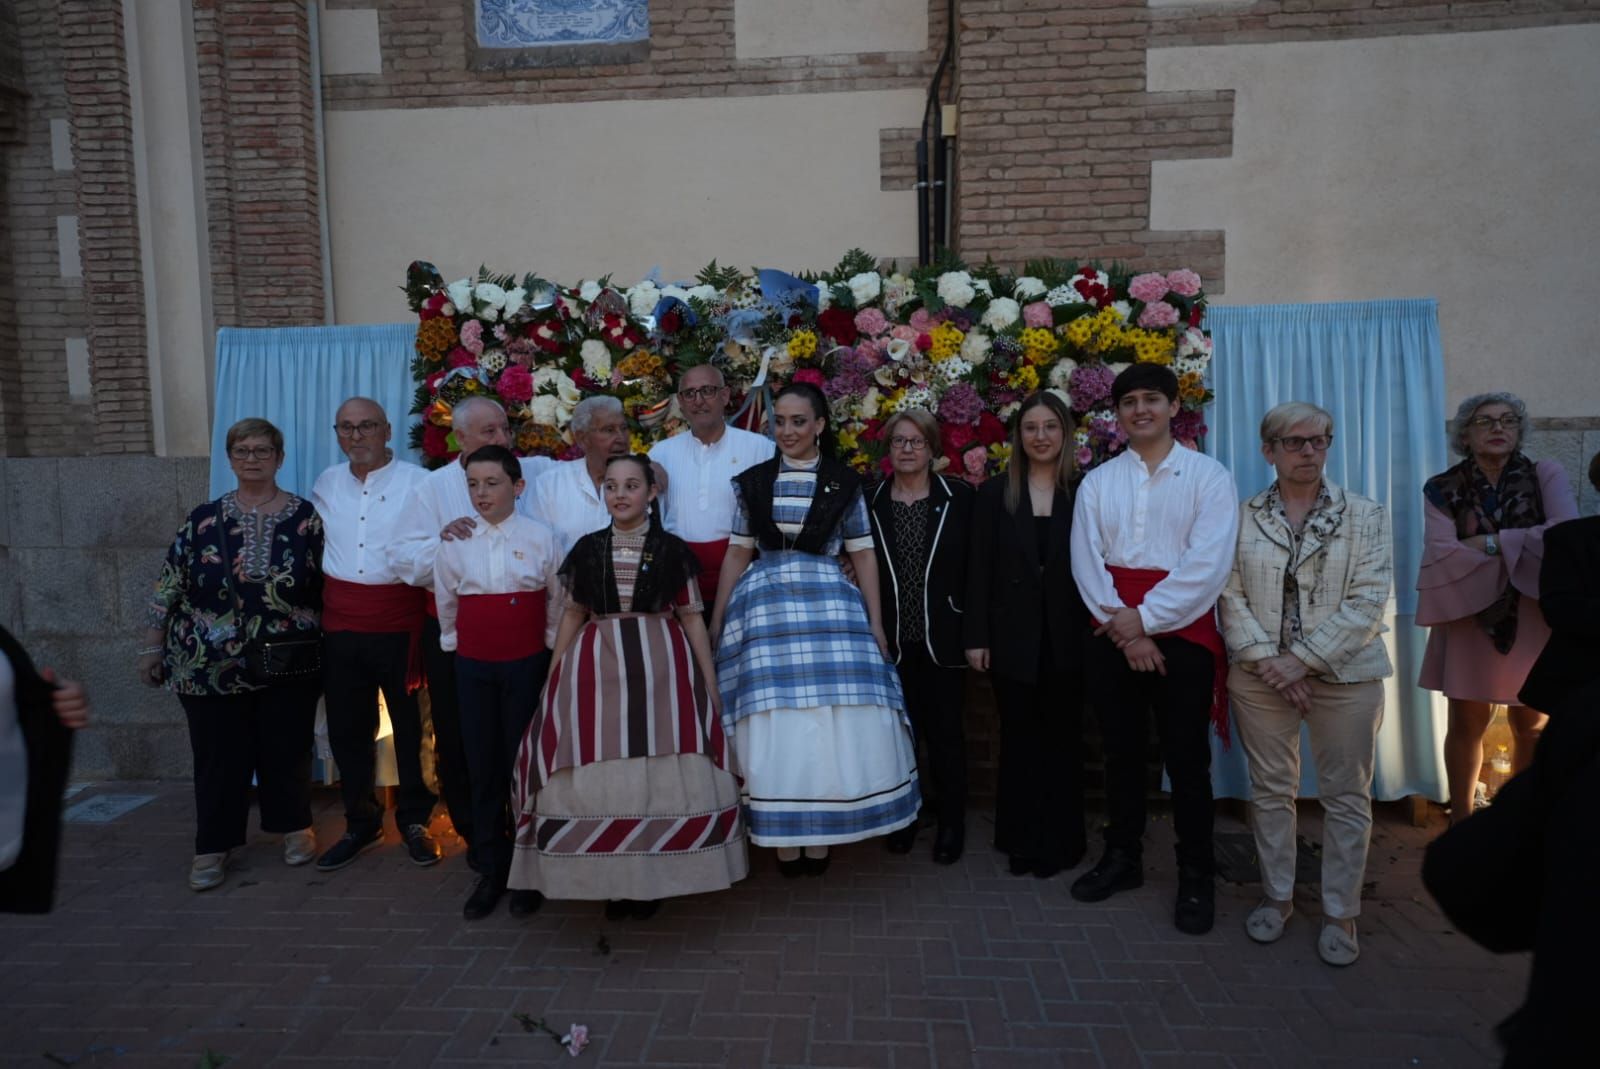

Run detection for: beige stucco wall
[[734, 0, 928, 59], [1149, 25, 1600, 418], [322, 90, 922, 323]]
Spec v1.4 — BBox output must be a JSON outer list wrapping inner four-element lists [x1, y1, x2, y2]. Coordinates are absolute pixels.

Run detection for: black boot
[[1069, 847, 1143, 903], [1174, 866, 1215, 935], [932, 824, 964, 865], [462, 875, 504, 920]]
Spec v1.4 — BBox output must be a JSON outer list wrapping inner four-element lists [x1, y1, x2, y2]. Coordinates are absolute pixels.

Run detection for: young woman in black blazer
[[867, 409, 975, 864], [964, 391, 1090, 877]]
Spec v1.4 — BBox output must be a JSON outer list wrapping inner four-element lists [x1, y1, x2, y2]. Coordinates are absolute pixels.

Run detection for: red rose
[[861, 418, 886, 443], [1188, 304, 1204, 327], [422, 424, 452, 459], [944, 422, 977, 452], [793, 368, 826, 387], [976, 411, 1007, 445], [446, 347, 477, 369], [658, 309, 683, 334], [915, 333, 933, 352], [818, 307, 859, 346]]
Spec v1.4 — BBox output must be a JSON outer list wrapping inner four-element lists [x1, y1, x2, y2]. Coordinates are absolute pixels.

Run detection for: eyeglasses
[[229, 446, 278, 461], [1467, 415, 1521, 431], [1272, 434, 1333, 453], [334, 420, 385, 438], [678, 385, 725, 402], [890, 436, 928, 451]]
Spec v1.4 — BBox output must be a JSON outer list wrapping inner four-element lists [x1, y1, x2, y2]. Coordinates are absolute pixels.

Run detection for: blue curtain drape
[[210, 324, 420, 498], [1203, 299, 1449, 801]]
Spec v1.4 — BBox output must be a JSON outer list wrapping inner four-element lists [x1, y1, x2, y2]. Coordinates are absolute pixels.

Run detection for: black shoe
[[314, 826, 383, 873], [1033, 859, 1064, 880], [1174, 868, 1215, 935], [508, 890, 543, 918], [462, 875, 504, 920], [631, 899, 661, 920], [604, 899, 631, 921], [777, 856, 807, 879], [1008, 855, 1034, 876], [402, 824, 442, 867], [1069, 848, 1144, 903], [884, 825, 917, 854], [803, 853, 831, 877], [932, 825, 964, 865]]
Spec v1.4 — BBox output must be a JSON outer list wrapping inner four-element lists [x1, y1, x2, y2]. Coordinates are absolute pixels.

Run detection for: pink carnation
[[1022, 301, 1053, 329], [854, 307, 890, 338], [908, 308, 937, 333], [446, 347, 477, 369], [1166, 269, 1202, 297], [1127, 273, 1170, 304], [459, 319, 485, 356], [963, 445, 988, 477], [793, 368, 826, 387], [495, 364, 534, 403], [1138, 301, 1180, 329], [889, 324, 918, 343]]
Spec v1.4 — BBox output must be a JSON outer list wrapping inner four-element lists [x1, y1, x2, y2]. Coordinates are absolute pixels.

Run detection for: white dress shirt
[[433, 513, 560, 652], [388, 454, 556, 590], [527, 459, 613, 556], [650, 425, 775, 543], [1070, 442, 1240, 634], [311, 455, 428, 585]]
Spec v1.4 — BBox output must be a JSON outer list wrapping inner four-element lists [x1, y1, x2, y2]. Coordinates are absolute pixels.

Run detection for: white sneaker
[[189, 852, 228, 892], [283, 828, 317, 866]]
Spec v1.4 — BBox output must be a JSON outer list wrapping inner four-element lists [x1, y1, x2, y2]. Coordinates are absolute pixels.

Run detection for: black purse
[[217, 503, 323, 684]]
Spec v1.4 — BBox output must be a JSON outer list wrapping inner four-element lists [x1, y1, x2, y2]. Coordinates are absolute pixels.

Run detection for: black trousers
[[178, 677, 321, 855], [991, 658, 1085, 867], [455, 651, 551, 880], [895, 648, 967, 829], [1085, 633, 1216, 874], [421, 614, 475, 849], [322, 630, 436, 838]]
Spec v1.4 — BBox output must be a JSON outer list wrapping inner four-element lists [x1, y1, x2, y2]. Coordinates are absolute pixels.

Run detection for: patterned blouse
[[609, 523, 702, 615], [147, 493, 324, 696], [729, 455, 874, 557], [1264, 482, 1337, 653], [889, 497, 931, 644]]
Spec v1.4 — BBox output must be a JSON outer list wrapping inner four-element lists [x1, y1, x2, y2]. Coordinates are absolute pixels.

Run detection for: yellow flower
[[787, 330, 819, 362], [1178, 371, 1206, 402], [629, 433, 648, 454], [837, 428, 860, 452], [416, 316, 457, 363], [1008, 364, 1040, 391], [616, 350, 664, 380], [929, 322, 965, 362], [1019, 327, 1058, 364], [1064, 316, 1095, 348]]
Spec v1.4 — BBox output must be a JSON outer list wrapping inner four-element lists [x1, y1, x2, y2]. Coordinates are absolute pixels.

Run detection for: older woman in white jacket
[[1219, 402, 1393, 967]]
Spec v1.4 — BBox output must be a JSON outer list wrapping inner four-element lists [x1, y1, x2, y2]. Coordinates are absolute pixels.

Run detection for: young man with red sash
[[434, 445, 559, 921], [388, 397, 556, 864], [1068, 364, 1239, 935], [310, 398, 435, 872], [648, 364, 775, 608]]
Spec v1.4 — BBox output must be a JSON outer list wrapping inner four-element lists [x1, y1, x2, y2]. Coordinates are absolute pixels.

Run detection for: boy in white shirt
[[434, 445, 560, 922]]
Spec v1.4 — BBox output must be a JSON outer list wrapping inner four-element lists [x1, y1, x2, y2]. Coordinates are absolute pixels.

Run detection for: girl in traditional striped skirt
[[508, 455, 748, 919]]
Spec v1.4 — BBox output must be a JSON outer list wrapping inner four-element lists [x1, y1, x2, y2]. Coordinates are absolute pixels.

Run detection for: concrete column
[[124, 0, 214, 456]]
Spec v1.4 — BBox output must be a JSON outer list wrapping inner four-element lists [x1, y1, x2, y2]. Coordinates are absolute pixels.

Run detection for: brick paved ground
[[1, 784, 1522, 1068]]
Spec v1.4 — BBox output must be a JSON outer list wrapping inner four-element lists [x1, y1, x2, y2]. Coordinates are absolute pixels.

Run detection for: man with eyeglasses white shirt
[[388, 396, 557, 869], [310, 398, 438, 873], [649, 365, 775, 608]]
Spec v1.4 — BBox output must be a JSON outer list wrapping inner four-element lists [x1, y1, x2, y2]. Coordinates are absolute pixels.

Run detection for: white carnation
[[974, 279, 993, 298], [959, 330, 990, 365], [847, 272, 882, 306], [533, 368, 565, 391], [686, 284, 718, 304], [936, 271, 976, 309], [627, 282, 660, 319], [660, 284, 690, 303], [446, 278, 473, 312], [530, 395, 561, 425], [580, 339, 611, 379], [1177, 327, 1212, 360], [1013, 276, 1046, 300], [578, 280, 602, 303], [502, 287, 527, 319], [1047, 358, 1079, 389], [815, 282, 832, 312], [474, 282, 507, 308], [981, 297, 1021, 331]]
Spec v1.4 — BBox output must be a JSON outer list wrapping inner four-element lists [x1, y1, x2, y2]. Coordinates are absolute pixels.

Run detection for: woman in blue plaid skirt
[[710, 383, 920, 877]]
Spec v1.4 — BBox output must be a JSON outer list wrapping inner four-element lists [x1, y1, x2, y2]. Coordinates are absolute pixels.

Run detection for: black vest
[[732, 456, 863, 556]]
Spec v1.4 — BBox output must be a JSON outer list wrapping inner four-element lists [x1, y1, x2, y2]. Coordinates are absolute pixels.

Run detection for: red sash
[[457, 592, 547, 662], [1105, 566, 1231, 749], [323, 576, 427, 692], [686, 537, 730, 605]]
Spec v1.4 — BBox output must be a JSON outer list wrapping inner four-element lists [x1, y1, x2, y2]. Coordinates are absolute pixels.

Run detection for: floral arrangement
[[403, 251, 1214, 477]]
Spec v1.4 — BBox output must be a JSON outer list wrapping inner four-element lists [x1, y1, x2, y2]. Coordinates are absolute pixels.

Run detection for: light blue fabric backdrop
[[209, 324, 420, 498], [1203, 299, 1449, 801]]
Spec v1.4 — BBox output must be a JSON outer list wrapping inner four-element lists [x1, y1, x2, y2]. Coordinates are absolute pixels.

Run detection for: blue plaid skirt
[[716, 550, 906, 723]]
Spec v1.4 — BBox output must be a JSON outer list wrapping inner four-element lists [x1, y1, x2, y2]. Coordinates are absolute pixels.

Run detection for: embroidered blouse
[[610, 524, 703, 615], [729, 455, 874, 556], [889, 497, 931, 644], [147, 493, 324, 696]]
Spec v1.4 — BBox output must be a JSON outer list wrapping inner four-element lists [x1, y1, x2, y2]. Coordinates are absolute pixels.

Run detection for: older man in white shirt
[[649, 364, 775, 607], [1069, 364, 1239, 937], [310, 398, 436, 873], [388, 396, 556, 865], [527, 395, 634, 553]]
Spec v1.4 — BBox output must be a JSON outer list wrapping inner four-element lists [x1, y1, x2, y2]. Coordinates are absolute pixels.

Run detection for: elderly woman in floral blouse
[[137, 418, 325, 892], [1218, 402, 1393, 967]]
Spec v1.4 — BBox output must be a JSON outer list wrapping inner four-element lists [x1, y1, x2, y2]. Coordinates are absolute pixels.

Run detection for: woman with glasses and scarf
[[1417, 393, 1578, 826]]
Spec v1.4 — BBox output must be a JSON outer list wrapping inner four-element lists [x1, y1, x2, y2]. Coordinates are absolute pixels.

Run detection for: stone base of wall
[[0, 454, 210, 782]]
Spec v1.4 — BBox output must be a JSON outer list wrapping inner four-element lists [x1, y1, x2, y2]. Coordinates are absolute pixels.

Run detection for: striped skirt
[[508, 612, 747, 900]]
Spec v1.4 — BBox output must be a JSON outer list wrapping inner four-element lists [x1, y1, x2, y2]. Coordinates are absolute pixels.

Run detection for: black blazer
[[867, 474, 974, 668], [0, 625, 73, 914], [1519, 515, 1600, 714], [963, 475, 1088, 684]]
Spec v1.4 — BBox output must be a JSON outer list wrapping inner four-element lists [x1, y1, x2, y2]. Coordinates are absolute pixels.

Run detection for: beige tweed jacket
[[1218, 481, 1394, 683]]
